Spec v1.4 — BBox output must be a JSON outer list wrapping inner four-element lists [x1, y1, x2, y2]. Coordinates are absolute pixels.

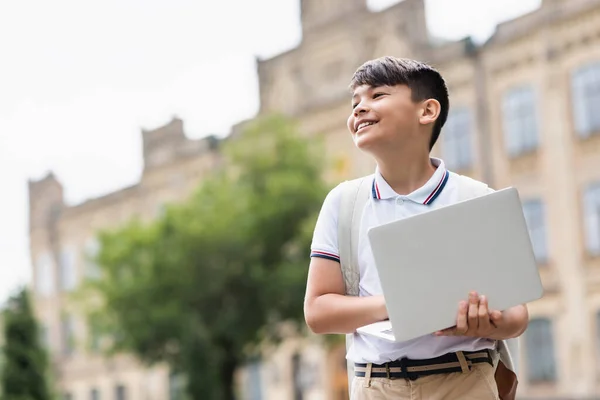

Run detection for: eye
[[352, 102, 358, 109], [373, 92, 386, 99]]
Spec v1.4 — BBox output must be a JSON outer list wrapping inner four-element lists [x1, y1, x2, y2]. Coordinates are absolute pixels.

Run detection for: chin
[[353, 133, 378, 152]]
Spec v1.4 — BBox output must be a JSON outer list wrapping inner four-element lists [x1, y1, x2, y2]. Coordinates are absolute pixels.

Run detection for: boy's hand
[[434, 291, 503, 338]]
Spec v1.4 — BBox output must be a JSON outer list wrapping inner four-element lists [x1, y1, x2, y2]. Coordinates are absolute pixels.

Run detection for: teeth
[[357, 121, 375, 130]]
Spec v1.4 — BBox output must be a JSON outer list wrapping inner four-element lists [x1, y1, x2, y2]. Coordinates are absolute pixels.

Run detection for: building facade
[[28, 0, 600, 399], [28, 118, 222, 400], [252, 0, 600, 399]]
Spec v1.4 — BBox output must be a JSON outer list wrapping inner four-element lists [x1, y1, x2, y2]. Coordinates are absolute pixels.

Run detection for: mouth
[[355, 120, 378, 133]]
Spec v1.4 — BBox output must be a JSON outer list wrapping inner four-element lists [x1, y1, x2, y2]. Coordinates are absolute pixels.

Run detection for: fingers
[[478, 295, 491, 331], [467, 292, 479, 333], [436, 293, 498, 337], [454, 300, 469, 335], [434, 326, 456, 336], [490, 310, 503, 327]]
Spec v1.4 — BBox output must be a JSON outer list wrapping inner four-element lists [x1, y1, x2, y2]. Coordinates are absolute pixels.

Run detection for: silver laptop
[[357, 187, 544, 343]]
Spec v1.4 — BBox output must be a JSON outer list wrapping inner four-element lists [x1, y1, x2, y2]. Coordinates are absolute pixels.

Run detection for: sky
[[0, 0, 542, 305]]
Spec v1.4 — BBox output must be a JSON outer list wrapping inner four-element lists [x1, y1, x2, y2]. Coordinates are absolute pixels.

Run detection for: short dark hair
[[349, 56, 449, 150]]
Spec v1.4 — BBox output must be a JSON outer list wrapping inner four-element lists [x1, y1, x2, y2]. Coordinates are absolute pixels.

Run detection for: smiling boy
[[304, 57, 528, 400]]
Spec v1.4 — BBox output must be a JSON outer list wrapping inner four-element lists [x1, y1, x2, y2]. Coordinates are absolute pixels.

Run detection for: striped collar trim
[[371, 158, 449, 205], [422, 170, 449, 205]]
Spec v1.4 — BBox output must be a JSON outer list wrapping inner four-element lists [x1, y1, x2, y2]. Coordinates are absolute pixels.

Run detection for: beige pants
[[351, 363, 499, 400]]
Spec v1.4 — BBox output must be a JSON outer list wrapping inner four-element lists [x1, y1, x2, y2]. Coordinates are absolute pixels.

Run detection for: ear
[[418, 99, 441, 126]]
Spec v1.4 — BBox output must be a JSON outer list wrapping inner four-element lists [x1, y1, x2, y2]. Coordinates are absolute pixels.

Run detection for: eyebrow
[[352, 86, 373, 98]]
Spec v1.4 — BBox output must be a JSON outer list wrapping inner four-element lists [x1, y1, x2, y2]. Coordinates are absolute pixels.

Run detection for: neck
[[374, 147, 436, 196]]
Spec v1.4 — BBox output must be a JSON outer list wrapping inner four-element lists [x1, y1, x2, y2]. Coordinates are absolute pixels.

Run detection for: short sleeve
[[310, 184, 343, 263]]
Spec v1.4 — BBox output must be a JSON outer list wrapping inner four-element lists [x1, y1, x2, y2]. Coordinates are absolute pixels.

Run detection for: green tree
[[1, 288, 51, 400], [84, 114, 328, 400]]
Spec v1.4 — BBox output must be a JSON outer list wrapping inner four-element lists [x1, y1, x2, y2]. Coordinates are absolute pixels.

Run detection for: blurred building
[[28, 0, 600, 399], [28, 118, 221, 400], [251, 0, 600, 399]]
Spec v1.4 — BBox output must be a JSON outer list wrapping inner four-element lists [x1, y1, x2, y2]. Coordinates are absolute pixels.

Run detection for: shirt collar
[[372, 158, 450, 205]]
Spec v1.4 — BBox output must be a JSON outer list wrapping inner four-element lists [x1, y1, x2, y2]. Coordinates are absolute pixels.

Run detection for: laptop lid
[[366, 187, 544, 342]]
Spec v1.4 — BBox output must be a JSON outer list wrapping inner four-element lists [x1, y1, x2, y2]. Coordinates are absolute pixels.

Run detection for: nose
[[353, 102, 368, 117]]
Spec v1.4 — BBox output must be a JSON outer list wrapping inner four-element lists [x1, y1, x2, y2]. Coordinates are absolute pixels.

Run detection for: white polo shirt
[[310, 158, 495, 364]]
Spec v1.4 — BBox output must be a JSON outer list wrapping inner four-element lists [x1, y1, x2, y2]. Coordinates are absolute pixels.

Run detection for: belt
[[354, 349, 494, 381]]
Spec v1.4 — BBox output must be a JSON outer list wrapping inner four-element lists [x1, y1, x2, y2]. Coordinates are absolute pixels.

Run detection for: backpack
[[337, 173, 519, 400]]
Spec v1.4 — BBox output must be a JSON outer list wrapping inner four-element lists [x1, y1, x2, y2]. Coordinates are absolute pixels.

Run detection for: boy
[[304, 57, 529, 399]]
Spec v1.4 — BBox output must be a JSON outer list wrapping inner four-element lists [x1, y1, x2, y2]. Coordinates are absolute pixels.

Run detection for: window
[[290, 353, 317, 400], [84, 239, 101, 280], [169, 373, 185, 400], [115, 385, 126, 400], [583, 183, 600, 256], [522, 200, 548, 263], [292, 353, 304, 400], [571, 62, 600, 137], [61, 314, 75, 356], [525, 318, 556, 382], [503, 85, 538, 156], [59, 247, 77, 291], [443, 108, 473, 170], [35, 253, 55, 296], [90, 389, 100, 400], [246, 359, 263, 400]]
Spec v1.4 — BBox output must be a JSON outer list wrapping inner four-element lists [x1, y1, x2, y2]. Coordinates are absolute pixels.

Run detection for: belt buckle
[[385, 363, 394, 380]]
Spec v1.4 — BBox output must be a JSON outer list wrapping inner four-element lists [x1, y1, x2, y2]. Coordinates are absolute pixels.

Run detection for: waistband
[[354, 349, 494, 381]]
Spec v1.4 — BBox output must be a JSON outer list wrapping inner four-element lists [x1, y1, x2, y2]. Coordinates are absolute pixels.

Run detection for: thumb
[[490, 310, 503, 322]]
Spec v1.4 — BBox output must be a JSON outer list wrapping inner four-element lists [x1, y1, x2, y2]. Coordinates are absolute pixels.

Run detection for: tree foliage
[[84, 114, 328, 399], [1, 288, 52, 400]]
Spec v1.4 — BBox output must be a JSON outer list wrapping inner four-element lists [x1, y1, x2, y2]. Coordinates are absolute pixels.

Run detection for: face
[[347, 84, 428, 153]]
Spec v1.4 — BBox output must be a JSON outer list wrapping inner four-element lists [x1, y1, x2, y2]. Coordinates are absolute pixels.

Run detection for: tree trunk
[[222, 351, 238, 400], [185, 337, 220, 400]]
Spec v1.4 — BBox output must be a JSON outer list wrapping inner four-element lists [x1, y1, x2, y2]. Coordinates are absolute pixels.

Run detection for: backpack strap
[[337, 175, 372, 394], [338, 176, 373, 296]]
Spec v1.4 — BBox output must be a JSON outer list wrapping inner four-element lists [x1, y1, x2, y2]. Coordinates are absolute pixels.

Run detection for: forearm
[[487, 304, 529, 340], [304, 294, 387, 335]]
